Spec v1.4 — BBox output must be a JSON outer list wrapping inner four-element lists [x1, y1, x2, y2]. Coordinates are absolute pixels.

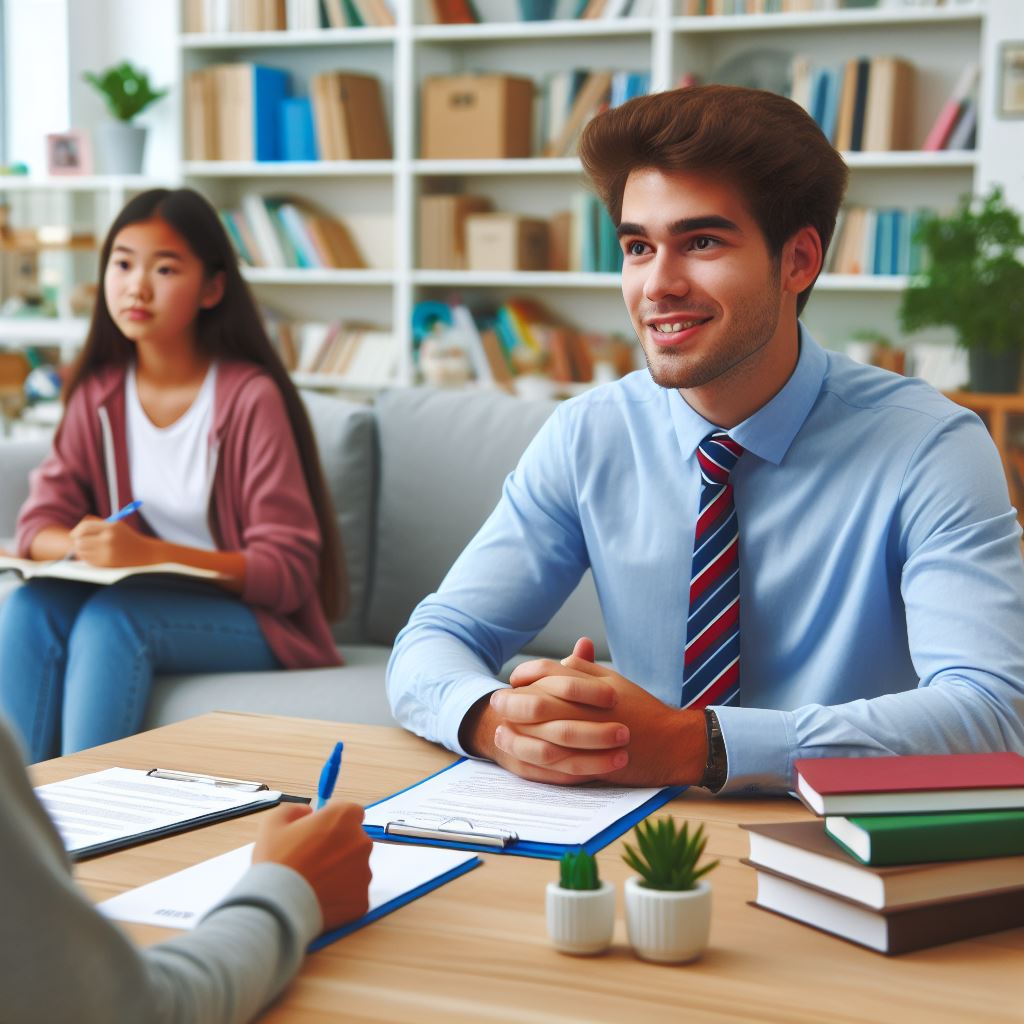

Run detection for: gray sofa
[[0, 388, 608, 732]]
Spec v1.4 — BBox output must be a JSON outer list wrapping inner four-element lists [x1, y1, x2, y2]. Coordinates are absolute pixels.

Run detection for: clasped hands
[[466, 637, 707, 788]]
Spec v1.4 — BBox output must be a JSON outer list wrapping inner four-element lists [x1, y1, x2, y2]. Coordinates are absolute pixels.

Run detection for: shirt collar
[[667, 325, 828, 466]]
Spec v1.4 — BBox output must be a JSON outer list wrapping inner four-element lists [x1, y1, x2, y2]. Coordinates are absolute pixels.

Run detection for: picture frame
[[998, 41, 1024, 118], [45, 130, 93, 176]]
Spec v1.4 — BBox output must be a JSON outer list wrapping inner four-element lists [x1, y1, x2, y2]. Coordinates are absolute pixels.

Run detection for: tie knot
[[696, 431, 744, 485]]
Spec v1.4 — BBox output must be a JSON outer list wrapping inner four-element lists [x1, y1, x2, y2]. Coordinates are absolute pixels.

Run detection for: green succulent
[[622, 817, 718, 892], [559, 848, 600, 891], [899, 186, 1024, 354], [83, 62, 168, 122]]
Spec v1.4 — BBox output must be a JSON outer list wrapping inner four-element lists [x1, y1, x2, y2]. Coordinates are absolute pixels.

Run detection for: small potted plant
[[622, 817, 718, 964], [546, 848, 615, 956], [900, 187, 1024, 394], [83, 62, 168, 175]]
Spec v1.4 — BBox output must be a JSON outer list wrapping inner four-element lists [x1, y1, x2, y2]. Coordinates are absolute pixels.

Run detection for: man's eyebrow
[[616, 215, 741, 239]]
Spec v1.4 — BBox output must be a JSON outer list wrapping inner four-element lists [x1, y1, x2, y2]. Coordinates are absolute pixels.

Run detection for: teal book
[[826, 809, 1024, 867]]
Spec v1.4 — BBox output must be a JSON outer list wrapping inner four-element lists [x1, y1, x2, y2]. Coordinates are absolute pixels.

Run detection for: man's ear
[[782, 226, 823, 296], [200, 271, 226, 310]]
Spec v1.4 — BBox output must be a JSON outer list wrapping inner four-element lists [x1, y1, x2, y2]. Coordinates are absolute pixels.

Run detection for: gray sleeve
[[0, 720, 322, 1024]]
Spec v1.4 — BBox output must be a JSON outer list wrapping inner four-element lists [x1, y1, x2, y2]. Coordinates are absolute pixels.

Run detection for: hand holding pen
[[66, 500, 146, 565]]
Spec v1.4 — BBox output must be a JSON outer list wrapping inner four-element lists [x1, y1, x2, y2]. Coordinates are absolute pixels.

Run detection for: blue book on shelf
[[597, 203, 622, 274], [872, 210, 888, 275], [889, 210, 904, 277], [820, 67, 840, 144], [279, 97, 318, 162], [253, 66, 290, 161], [518, 0, 556, 18], [627, 71, 650, 101], [810, 67, 829, 134]]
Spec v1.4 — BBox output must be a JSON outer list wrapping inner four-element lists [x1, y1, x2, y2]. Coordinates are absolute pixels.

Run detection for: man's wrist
[[458, 692, 500, 760], [700, 709, 728, 792]]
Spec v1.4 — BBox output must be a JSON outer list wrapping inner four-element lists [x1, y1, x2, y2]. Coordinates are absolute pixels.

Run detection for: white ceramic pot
[[96, 121, 147, 174], [545, 880, 615, 956], [624, 877, 711, 964]]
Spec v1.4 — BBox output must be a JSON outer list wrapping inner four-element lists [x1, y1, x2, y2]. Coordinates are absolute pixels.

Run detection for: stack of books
[[826, 205, 930, 277], [743, 752, 1024, 955]]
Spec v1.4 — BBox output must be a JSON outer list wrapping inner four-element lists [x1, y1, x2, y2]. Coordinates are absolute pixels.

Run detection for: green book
[[826, 809, 1024, 867]]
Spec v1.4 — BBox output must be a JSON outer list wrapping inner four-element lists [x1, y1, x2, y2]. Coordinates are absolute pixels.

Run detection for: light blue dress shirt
[[388, 330, 1024, 793]]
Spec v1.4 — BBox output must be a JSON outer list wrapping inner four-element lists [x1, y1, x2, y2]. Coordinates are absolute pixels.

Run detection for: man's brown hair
[[579, 85, 849, 314]]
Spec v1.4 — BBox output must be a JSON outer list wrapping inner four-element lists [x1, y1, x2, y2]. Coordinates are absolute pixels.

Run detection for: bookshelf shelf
[[183, 160, 396, 178], [413, 19, 656, 43], [241, 268, 395, 286], [817, 274, 908, 293], [0, 176, 168, 192], [672, 6, 984, 34], [413, 270, 622, 289], [180, 28, 397, 49], [841, 151, 978, 170], [413, 158, 583, 177], [0, 319, 89, 345]]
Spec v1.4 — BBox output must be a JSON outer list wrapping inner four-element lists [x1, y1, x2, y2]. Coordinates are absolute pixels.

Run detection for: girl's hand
[[69, 517, 161, 567]]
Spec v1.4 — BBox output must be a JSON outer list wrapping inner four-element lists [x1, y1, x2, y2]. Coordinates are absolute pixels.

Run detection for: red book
[[794, 752, 1024, 816], [922, 62, 978, 151]]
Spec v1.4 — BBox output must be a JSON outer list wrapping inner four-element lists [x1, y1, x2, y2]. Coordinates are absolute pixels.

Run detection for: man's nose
[[643, 253, 690, 303]]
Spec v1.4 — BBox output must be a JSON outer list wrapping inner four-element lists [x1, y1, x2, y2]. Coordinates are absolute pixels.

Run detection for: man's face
[[619, 168, 786, 395]]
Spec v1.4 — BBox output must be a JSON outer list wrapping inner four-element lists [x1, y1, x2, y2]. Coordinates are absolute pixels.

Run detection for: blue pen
[[107, 499, 143, 523], [316, 741, 344, 811]]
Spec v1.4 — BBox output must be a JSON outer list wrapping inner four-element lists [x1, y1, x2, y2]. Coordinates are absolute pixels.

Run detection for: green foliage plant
[[83, 63, 168, 123], [559, 848, 600, 891], [899, 187, 1024, 354], [622, 817, 718, 892]]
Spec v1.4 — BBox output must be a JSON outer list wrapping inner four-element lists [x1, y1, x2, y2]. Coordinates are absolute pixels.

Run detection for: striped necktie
[[681, 431, 744, 709]]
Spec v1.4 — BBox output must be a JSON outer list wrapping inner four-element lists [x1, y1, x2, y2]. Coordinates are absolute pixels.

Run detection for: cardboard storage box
[[465, 213, 549, 271], [421, 75, 534, 159]]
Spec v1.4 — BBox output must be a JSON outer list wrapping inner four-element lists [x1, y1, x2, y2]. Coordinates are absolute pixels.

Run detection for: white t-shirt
[[126, 363, 218, 550]]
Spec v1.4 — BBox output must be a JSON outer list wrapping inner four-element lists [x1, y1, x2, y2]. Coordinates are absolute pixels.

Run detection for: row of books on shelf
[[745, 752, 1024, 955], [542, 70, 649, 158], [183, 0, 396, 33], [827, 205, 930, 277], [413, 298, 635, 390], [682, 0, 974, 13], [186, 66, 390, 162], [219, 195, 365, 269], [418, 192, 621, 274], [432, 0, 654, 22], [270, 318, 398, 383]]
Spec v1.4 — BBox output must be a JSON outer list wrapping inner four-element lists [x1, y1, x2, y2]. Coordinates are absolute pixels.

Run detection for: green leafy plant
[[622, 817, 718, 892], [559, 848, 600, 891], [899, 187, 1024, 354], [83, 62, 167, 122]]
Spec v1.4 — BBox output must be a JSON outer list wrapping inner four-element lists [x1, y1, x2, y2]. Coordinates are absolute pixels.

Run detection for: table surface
[[30, 712, 1024, 1024]]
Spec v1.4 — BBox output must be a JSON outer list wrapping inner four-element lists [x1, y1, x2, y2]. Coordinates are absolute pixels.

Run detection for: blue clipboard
[[363, 757, 686, 860], [308, 854, 481, 952]]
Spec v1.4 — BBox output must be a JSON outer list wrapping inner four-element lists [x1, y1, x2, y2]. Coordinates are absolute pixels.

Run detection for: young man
[[387, 86, 1024, 794], [0, 715, 372, 1023]]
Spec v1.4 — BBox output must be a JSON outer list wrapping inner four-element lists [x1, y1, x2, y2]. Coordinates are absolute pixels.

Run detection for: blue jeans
[[0, 578, 280, 763]]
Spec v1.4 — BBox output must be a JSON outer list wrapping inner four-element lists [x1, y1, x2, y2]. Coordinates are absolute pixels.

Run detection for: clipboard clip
[[146, 768, 269, 792], [384, 816, 518, 849]]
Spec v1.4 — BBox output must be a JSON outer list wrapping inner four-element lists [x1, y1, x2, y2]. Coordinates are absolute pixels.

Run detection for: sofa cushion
[[300, 391, 376, 645], [0, 439, 50, 539], [142, 643, 397, 730], [366, 388, 609, 659]]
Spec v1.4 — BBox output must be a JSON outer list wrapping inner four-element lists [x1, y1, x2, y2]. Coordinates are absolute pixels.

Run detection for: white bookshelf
[[2, 0, 1016, 393]]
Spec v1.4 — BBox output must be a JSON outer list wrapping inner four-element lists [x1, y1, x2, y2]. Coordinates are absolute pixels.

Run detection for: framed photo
[[45, 130, 93, 176], [999, 42, 1024, 118]]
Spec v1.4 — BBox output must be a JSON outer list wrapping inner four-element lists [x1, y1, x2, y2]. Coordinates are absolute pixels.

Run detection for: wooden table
[[30, 712, 1024, 1024]]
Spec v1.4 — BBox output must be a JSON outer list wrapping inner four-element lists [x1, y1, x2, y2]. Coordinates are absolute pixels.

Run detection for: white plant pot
[[545, 880, 615, 956], [624, 877, 711, 964], [96, 121, 148, 175]]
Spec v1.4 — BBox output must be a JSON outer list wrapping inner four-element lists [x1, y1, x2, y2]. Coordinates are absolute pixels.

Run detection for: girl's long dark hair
[[66, 188, 348, 621]]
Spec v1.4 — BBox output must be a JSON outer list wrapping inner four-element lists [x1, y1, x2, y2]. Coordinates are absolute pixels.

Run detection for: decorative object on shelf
[[546, 848, 615, 956], [998, 41, 1024, 118], [83, 62, 168, 174], [900, 187, 1024, 394], [622, 816, 717, 964], [44, 131, 93, 177]]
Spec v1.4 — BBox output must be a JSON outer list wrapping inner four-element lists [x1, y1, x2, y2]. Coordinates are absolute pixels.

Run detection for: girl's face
[[103, 216, 224, 351]]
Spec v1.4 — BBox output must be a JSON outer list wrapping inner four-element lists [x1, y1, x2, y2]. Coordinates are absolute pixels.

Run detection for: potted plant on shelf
[[622, 817, 718, 964], [899, 187, 1024, 394], [83, 62, 168, 175], [546, 849, 615, 956]]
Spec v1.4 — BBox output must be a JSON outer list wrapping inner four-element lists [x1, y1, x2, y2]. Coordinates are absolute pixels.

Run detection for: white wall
[[3, 0, 69, 173]]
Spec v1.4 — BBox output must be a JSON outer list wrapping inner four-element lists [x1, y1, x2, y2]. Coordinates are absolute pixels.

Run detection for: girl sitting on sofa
[[0, 188, 347, 763]]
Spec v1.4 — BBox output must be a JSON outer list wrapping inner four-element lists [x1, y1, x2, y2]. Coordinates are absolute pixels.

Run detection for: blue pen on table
[[316, 741, 344, 810]]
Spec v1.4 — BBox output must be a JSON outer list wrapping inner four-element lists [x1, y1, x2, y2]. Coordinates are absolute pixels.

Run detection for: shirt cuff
[[711, 706, 796, 795], [442, 677, 507, 758]]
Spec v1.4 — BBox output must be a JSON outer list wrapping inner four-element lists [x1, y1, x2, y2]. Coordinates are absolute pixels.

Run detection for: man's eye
[[626, 240, 649, 256], [692, 237, 718, 251]]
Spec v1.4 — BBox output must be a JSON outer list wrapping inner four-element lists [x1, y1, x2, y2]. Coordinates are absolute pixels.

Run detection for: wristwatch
[[700, 709, 728, 793]]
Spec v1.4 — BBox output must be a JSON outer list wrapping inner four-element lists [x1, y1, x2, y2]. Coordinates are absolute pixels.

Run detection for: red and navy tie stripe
[[681, 431, 744, 709]]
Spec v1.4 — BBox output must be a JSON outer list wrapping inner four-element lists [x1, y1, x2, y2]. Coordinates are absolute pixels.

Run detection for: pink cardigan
[[16, 360, 342, 669]]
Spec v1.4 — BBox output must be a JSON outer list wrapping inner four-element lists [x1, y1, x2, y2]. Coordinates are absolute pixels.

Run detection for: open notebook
[[0, 555, 224, 586]]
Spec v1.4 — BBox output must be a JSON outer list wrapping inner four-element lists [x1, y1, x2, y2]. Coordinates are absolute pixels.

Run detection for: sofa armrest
[[0, 439, 49, 540]]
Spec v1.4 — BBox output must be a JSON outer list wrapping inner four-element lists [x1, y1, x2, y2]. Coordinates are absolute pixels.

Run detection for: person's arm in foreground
[[490, 415, 1024, 793], [1, 719, 372, 1024]]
